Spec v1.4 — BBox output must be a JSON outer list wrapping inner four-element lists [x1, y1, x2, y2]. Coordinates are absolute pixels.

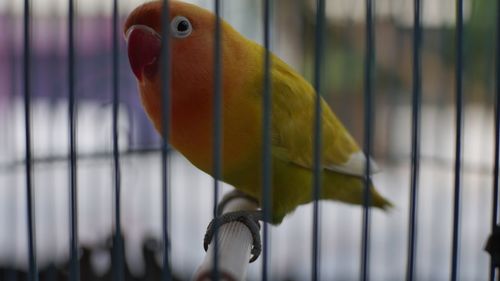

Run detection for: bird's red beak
[[125, 25, 161, 82]]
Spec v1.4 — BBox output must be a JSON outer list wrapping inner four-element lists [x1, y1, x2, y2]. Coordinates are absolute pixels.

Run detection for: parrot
[[124, 0, 391, 261]]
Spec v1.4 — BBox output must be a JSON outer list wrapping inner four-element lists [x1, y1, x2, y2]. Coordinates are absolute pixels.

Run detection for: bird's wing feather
[[270, 56, 379, 176]]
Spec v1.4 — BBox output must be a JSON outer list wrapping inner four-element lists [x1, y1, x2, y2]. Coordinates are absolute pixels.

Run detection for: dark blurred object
[[142, 237, 164, 281], [0, 236, 180, 281], [486, 225, 500, 267], [1, 264, 66, 281]]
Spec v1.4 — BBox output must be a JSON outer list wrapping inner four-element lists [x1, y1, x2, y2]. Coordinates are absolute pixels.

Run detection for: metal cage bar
[[451, 0, 464, 280], [261, 0, 273, 280], [361, 0, 375, 279], [68, 0, 79, 280], [111, 0, 125, 280], [212, 0, 223, 279], [160, 0, 173, 280], [311, 0, 326, 280], [23, 0, 38, 280], [491, 0, 500, 279], [406, 0, 422, 280]]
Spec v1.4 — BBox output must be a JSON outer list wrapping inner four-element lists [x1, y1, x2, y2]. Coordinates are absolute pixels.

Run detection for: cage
[[0, 0, 498, 280]]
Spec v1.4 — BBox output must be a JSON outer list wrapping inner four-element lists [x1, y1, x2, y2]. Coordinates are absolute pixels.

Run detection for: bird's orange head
[[124, 1, 260, 171], [124, 1, 223, 124], [124, 0, 254, 127], [126, 1, 223, 85]]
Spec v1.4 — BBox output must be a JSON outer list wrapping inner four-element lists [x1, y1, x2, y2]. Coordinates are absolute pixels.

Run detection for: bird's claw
[[203, 210, 262, 263]]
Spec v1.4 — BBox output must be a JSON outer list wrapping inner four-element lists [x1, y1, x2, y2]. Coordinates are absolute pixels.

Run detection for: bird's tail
[[321, 171, 393, 210]]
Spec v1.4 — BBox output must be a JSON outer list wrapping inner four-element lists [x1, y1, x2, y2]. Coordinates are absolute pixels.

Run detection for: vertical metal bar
[[406, 0, 422, 280], [361, 0, 374, 280], [212, 0, 222, 279], [160, 1, 172, 280], [112, 0, 124, 280], [262, 0, 272, 280], [451, 0, 464, 280], [23, 0, 38, 280], [68, 0, 79, 280], [491, 0, 500, 280], [312, 0, 325, 280]]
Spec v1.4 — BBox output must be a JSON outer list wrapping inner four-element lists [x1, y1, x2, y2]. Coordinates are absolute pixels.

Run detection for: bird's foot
[[204, 190, 262, 262], [203, 210, 262, 263]]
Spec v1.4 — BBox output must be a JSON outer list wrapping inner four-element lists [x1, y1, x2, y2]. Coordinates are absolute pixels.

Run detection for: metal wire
[[160, 0, 172, 280], [23, 0, 38, 280], [361, 0, 374, 279], [68, 0, 79, 280], [451, 0, 464, 280], [111, 0, 124, 280], [262, 0, 273, 280], [212, 0, 222, 279], [491, 0, 500, 279], [312, 0, 326, 280], [406, 0, 422, 280]]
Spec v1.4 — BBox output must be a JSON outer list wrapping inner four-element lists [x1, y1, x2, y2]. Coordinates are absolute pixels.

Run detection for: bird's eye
[[170, 16, 192, 38]]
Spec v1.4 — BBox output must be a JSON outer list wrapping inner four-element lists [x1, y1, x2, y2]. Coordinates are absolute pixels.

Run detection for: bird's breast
[[170, 91, 263, 178]]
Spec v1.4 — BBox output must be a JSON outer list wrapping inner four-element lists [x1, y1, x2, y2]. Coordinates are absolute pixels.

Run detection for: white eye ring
[[170, 16, 192, 38]]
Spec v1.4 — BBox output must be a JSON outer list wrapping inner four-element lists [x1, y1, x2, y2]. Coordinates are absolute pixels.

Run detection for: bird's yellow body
[[125, 1, 391, 224]]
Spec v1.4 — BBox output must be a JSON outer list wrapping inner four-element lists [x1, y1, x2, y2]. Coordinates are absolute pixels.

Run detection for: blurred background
[[0, 0, 496, 280]]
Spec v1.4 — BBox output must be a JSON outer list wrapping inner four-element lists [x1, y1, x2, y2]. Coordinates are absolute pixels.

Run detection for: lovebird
[[124, 0, 391, 260]]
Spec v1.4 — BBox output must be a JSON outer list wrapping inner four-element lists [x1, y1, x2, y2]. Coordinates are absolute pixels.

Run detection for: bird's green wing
[[270, 56, 378, 176]]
